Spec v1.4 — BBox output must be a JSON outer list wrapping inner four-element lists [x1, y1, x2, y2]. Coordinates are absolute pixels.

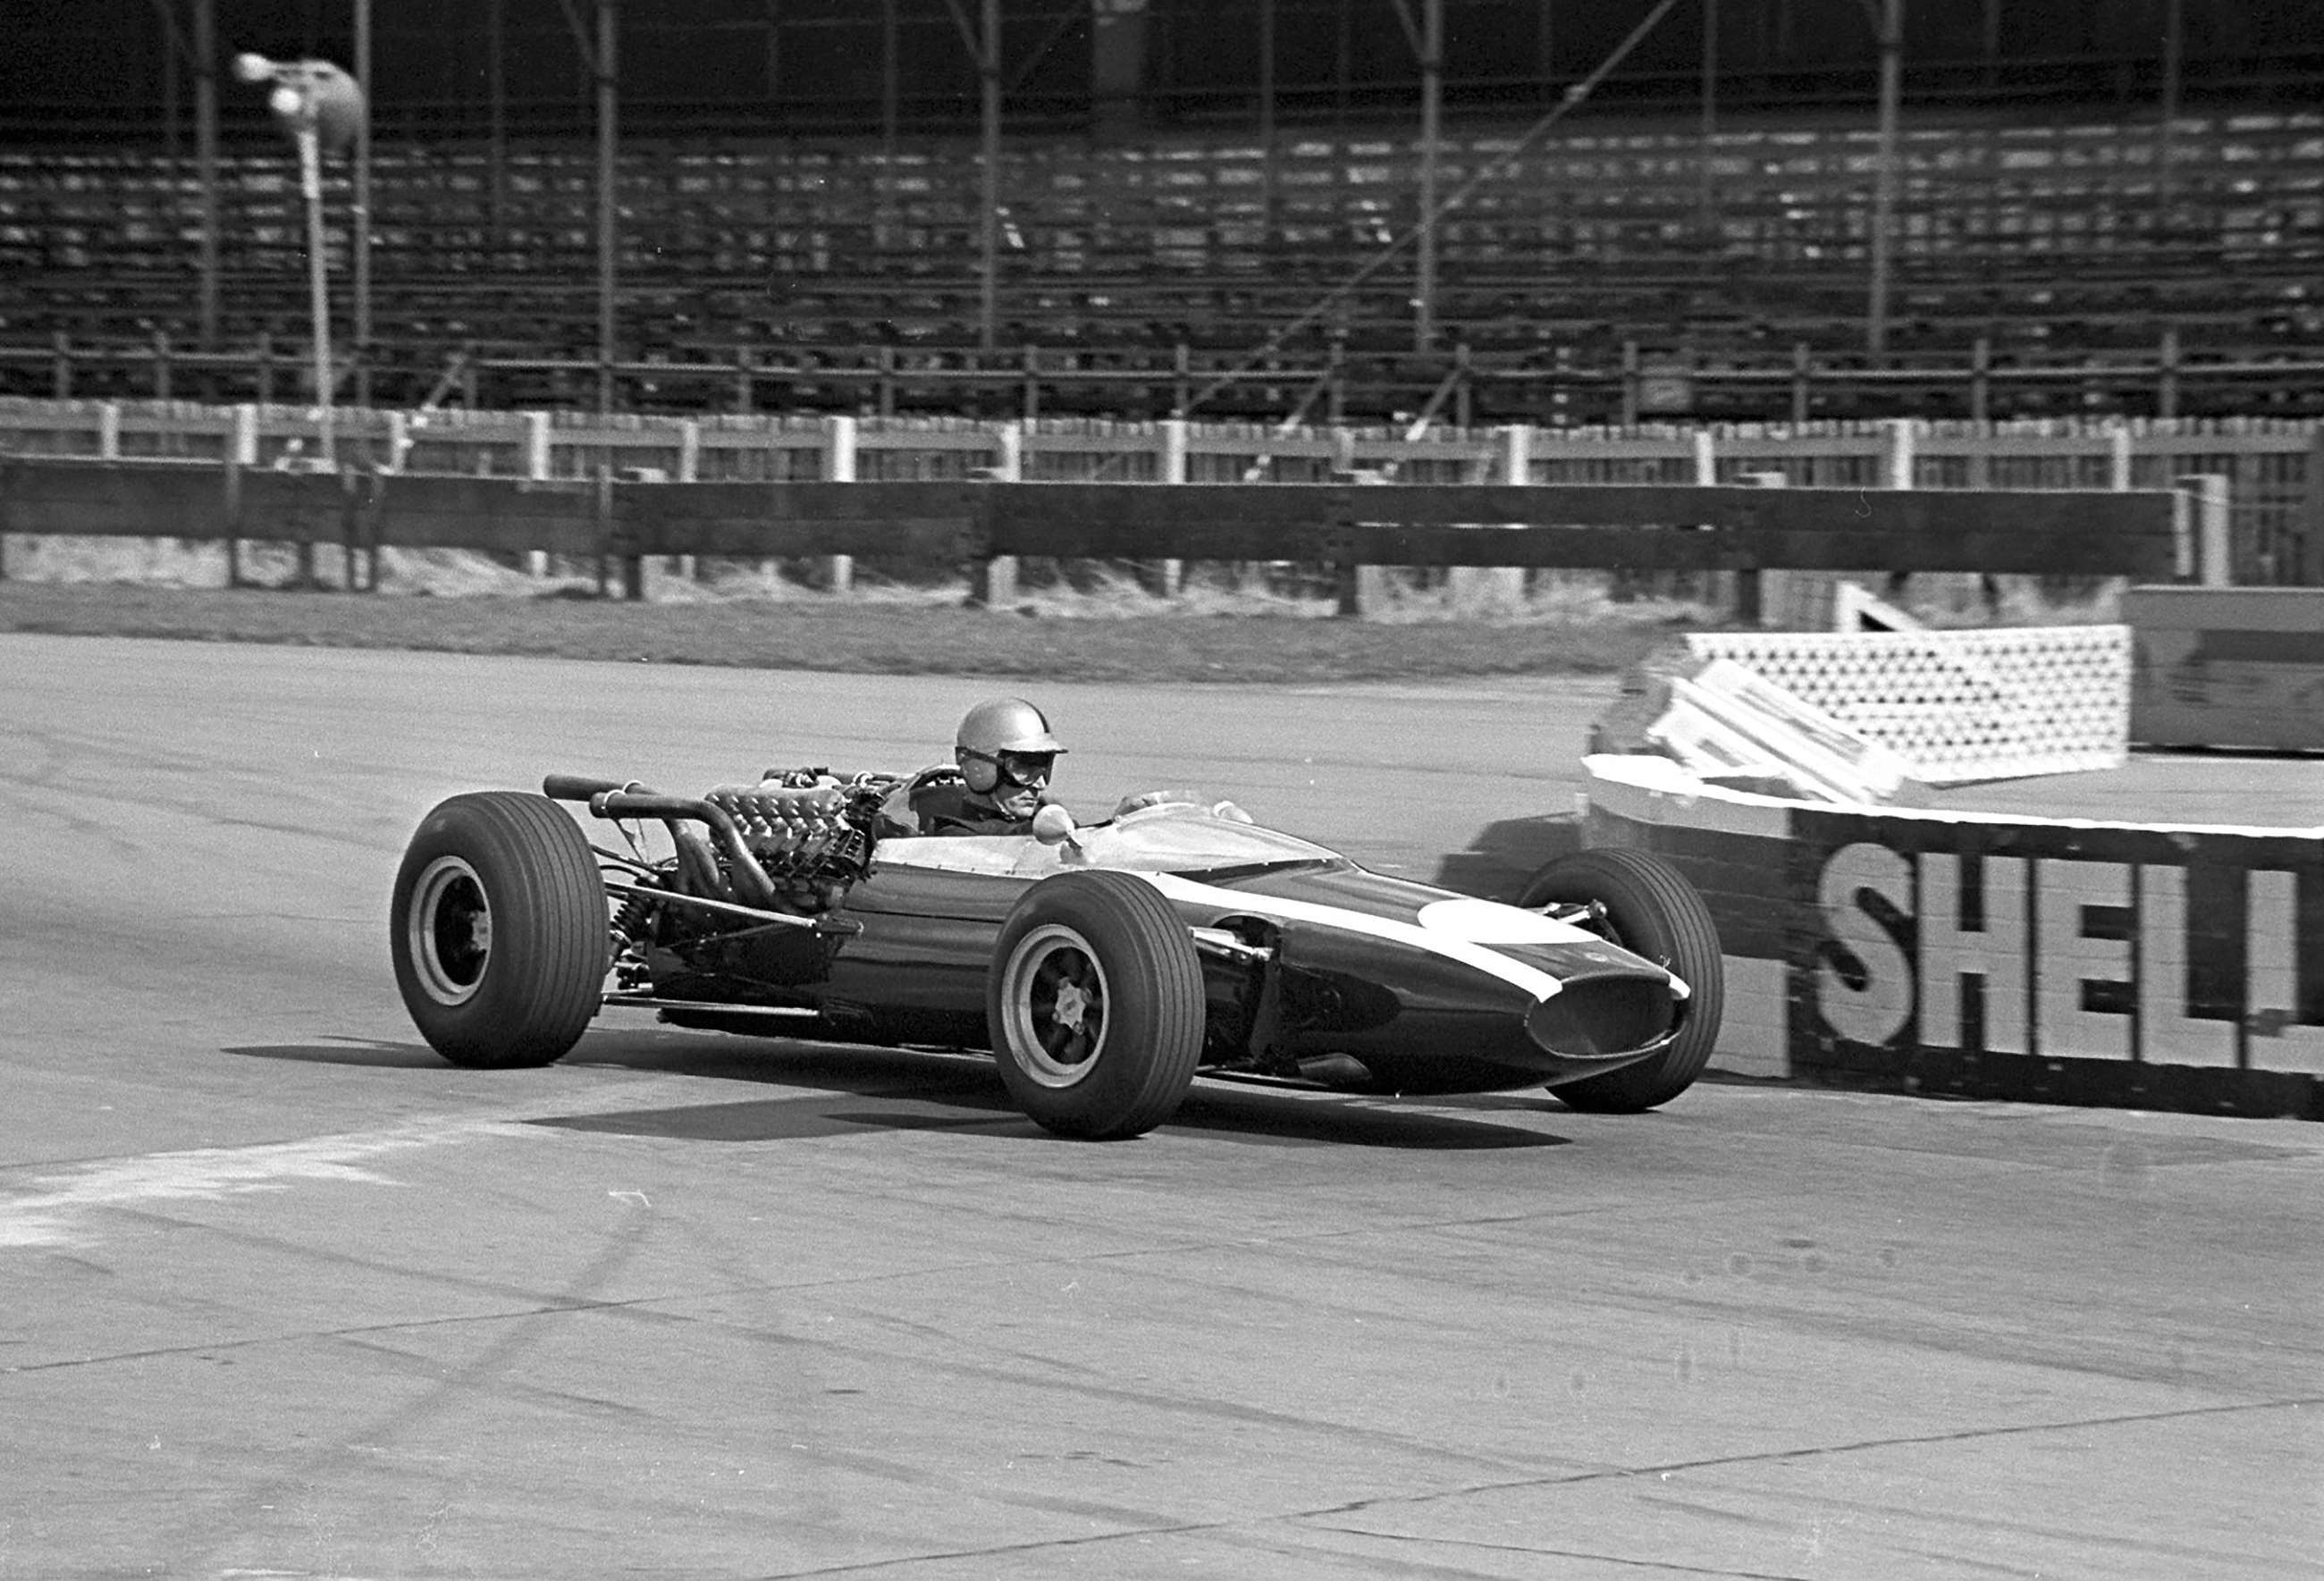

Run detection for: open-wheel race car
[[390, 767, 1726, 1139]]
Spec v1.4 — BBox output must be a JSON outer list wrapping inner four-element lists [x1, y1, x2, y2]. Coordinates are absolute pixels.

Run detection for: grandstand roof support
[[487, 0, 508, 248], [1258, 0, 1277, 238], [982, 0, 1001, 350], [1388, 0, 1444, 349], [880, 0, 899, 148], [2160, 0, 2184, 213], [1865, 0, 1902, 355], [195, 0, 219, 353], [556, 0, 621, 410], [1699, 0, 1720, 240], [1088, 0, 1147, 139], [353, 0, 372, 407], [149, 0, 221, 349], [944, 0, 1004, 350], [597, 0, 618, 412]]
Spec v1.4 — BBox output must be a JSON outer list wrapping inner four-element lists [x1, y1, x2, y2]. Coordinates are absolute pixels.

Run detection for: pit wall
[[1583, 753, 2324, 1120]]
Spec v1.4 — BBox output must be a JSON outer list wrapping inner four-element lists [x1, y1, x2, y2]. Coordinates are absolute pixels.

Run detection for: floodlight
[[234, 51, 369, 476], [236, 54, 366, 152]]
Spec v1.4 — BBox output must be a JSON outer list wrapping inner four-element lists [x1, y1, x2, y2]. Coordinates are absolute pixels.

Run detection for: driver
[[879, 696, 1066, 837]]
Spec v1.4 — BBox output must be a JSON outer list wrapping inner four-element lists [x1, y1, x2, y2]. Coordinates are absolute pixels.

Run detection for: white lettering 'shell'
[[1814, 846, 2320, 1067], [1816, 843, 1912, 1046]]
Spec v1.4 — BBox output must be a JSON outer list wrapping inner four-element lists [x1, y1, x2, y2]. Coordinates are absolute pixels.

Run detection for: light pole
[[233, 53, 365, 469]]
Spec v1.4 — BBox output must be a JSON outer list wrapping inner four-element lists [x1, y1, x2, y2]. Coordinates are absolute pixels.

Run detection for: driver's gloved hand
[[1113, 788, 1195, 817], [1113, 789, 1252, 824]]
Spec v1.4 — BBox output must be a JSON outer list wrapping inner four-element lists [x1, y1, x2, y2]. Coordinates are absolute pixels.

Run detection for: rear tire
[[987, 870, 1204, 1139], [391, 792, 606, 1069], [1520, 847, 1724, 1113]]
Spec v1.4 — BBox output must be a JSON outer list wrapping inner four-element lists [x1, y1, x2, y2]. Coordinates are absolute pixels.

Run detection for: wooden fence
[[0, 399, 2311, 585], [0, 464, 2183, 575], [0, 399, 2197, 613]]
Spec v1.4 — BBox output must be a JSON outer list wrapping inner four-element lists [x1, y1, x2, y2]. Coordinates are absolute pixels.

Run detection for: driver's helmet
[[955, 696, 1065, 797]]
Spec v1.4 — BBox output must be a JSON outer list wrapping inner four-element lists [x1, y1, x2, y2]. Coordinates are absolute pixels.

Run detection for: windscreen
[[872, 801, 1342, 880], [1065, 803, 1340, 872]]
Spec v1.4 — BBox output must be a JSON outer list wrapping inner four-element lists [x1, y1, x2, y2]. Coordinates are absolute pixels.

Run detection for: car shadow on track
[[1167, 1086, 1570, 1149], [223, 1037, 449, 1068], [561, 1030, 1575, 1148], [226, 1030, 1573, 1150]]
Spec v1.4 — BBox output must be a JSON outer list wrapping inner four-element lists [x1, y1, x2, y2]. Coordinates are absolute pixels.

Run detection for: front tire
[[987, 870, 1204, 1139], [391, 792, 607, 1069], [1520, 847, 1725, 1113]]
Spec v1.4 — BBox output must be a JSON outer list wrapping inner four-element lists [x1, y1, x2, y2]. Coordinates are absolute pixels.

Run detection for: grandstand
[[0, 1, 2320, 420]]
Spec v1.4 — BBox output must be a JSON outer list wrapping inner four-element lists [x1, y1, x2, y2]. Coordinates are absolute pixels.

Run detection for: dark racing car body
[[392, 770, 1725, 1139]]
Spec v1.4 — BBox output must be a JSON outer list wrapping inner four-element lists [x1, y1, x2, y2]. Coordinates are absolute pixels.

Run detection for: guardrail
[[0, 450, 2185, 613], [2, 399, 2314, 585]]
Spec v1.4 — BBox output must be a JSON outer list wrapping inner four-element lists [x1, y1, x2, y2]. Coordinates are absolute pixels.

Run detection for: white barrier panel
[[1583, 753, 2324, 1118], [1663, 658, 1926, 804], [1831, 579, 1921, 633], [1685, 625, 2133, 784]]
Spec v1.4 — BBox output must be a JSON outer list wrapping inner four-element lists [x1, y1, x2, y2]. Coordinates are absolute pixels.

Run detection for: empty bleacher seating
[[0, 105, 2317, 417]]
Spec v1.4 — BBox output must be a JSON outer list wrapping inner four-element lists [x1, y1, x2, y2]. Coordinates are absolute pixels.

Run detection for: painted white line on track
[[0, 1122, 543, 1249]]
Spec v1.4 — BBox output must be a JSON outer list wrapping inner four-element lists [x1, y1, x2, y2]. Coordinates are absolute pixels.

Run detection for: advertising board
[[1584, 754, 2324, 1117]]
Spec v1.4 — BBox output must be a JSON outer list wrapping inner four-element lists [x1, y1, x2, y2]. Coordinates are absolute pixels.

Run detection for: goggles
[[980, 750, 1056, 789]]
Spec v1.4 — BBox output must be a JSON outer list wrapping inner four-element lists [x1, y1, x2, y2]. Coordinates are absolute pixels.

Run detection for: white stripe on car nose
[[1141, 872, 1570, 1002]]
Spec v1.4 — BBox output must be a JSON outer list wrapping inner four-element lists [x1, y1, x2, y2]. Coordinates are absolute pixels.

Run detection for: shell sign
[[1582, 753, 2324, 1119]]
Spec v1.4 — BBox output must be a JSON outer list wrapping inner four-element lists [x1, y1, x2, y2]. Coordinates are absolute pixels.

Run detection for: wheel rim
[[998, 923, 1109, 1089], [1539, 898, 1633, 959], [410, 855, 492, 1006]]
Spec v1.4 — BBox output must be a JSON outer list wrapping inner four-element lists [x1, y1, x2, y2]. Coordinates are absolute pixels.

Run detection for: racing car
[[390, 768, 1725, 1139]]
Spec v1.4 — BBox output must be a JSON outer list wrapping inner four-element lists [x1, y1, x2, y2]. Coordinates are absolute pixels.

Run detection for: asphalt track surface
[[3, 633, 2319, 1580]]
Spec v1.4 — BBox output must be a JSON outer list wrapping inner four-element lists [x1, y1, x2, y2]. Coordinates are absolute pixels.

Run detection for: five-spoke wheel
[[390, 792, 607, 1069], [1520, 847, 1725, 1112], [988, 870, 1204, 1139]]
